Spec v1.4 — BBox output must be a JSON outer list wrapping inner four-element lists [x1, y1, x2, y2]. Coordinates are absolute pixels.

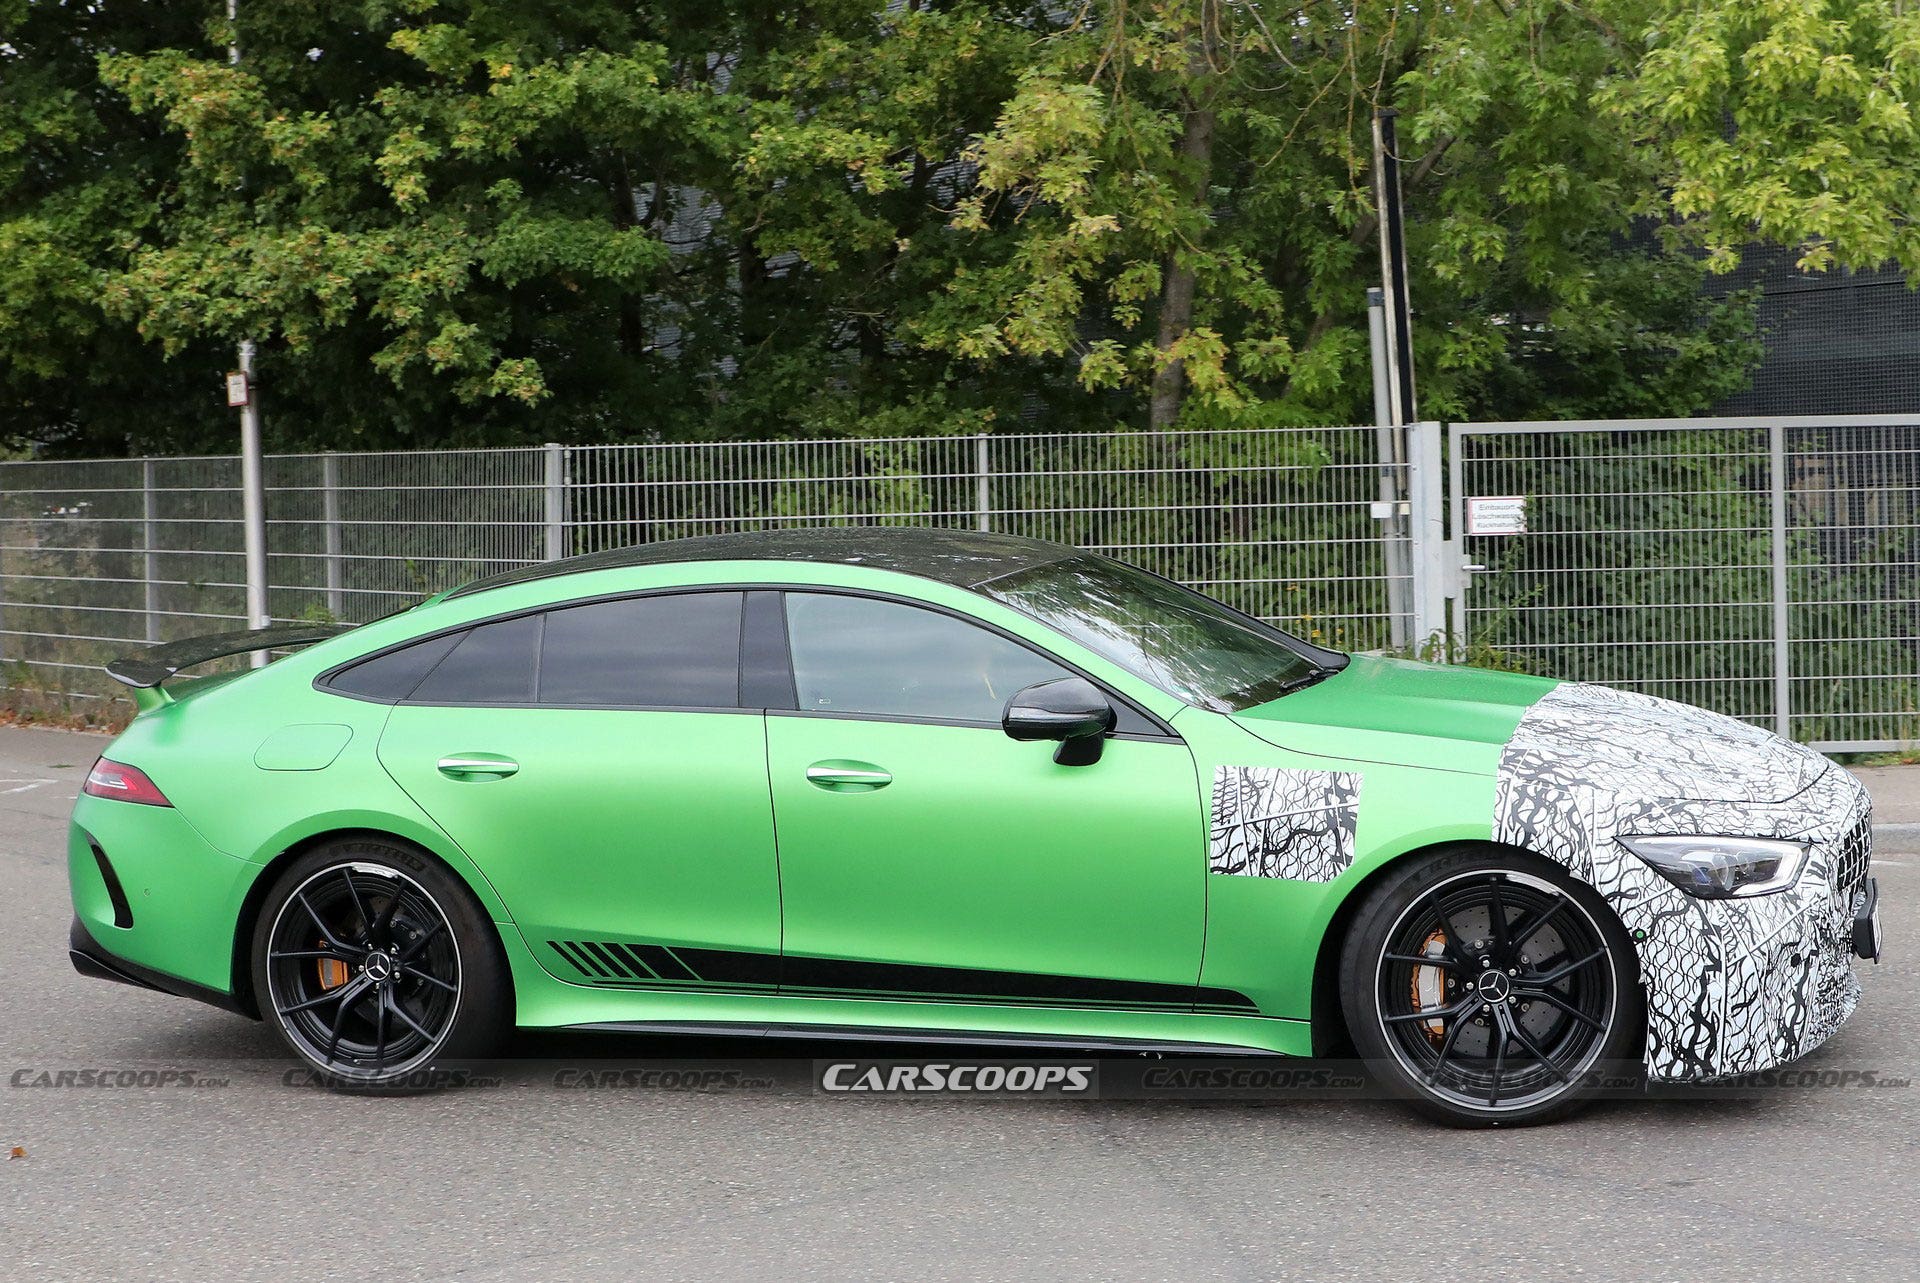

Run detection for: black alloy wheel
[[1342, 849, 1641, 1126], [253, 838, 507, 1091]]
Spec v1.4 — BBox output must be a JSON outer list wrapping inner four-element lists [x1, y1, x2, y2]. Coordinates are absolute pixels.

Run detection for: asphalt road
[[2, 723, 1916, 1282]]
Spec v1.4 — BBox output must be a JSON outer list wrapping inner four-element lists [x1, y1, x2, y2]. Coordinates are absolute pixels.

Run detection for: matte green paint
[[377, 704, 781, 970], [253, 723, 353, 771], [1176, 706, 1501, 1020], [69, 803, 255, 992], [766, 715, 1205, 992], [69, 553, 1548, 1054], [1230, 654, 1555, 774]]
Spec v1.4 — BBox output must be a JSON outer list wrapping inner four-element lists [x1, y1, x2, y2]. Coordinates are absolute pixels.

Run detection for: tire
[[250, 836, 509, 1093], [1338, 845, 1642, 1127]]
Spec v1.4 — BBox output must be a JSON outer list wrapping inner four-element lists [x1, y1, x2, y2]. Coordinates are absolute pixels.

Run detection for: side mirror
[[1002, 676, 1117, 766]]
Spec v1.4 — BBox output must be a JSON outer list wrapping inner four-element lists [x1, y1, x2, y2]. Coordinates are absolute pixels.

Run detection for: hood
[[1228, 655, 1555, 772], [1493, 680, 1828, 804], [1231, 657, 1825, 802]]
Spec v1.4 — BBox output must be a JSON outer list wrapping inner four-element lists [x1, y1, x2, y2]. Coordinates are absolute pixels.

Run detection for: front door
[[375, 590, 781, 986], [765, 590, 1210, 1012]]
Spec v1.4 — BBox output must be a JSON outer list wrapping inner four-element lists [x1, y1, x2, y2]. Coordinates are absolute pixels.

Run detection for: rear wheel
[[1339, 847, 1641, 1127], [251, 837, 508, 1092]]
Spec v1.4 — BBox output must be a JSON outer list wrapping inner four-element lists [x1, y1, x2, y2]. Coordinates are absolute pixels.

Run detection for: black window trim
[[312, 581, 1181, 741]]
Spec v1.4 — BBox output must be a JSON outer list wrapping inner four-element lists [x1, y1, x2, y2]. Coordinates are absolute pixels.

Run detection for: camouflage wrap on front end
[[1495, 683, 1871, 1081]]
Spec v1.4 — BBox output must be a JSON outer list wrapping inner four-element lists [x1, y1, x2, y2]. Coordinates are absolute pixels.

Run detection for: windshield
[[977, 554, 1343, 712]]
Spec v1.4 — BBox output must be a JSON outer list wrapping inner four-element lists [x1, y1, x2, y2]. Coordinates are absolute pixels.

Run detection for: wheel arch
[[228, 825, 517, 1020], [1309, 838, 1645, 1057]]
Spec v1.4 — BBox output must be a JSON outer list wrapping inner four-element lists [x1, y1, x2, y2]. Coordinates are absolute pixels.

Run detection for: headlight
[[1620, 835, 1809, 898]]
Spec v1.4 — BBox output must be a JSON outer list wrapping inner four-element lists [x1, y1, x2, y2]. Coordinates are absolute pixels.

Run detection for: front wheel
[[251, 837, 509, 1092], [1339, 848, 1642, 1127]]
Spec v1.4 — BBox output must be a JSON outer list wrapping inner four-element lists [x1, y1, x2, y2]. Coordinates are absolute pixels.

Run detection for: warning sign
[[1466, 496, 1527, 536]]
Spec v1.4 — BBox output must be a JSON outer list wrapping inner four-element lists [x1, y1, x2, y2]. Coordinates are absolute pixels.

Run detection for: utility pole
[[228, 0, 269, 634], [1371, 108, 1419, 648], [1371, 108, 1416, 427]]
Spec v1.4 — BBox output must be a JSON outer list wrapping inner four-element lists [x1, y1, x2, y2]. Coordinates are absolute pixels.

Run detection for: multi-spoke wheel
[[251, 838, 507, 1092], [1340, 848, 1640, 1127]]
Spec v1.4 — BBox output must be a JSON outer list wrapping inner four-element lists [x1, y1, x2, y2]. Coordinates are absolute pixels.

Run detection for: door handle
[[805, 761, 892, 791], [437, 754, 520, 780]]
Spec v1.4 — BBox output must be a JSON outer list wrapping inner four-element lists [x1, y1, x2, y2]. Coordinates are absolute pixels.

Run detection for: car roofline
[[445, 528, 1085, 601]]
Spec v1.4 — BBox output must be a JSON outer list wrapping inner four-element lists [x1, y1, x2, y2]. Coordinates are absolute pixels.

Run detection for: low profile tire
[[250, 837, 509, 1093], [1339, 846, 1642, 1127]]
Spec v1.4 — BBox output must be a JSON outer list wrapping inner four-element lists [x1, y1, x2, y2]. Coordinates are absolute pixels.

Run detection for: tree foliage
[[4, 1, 1918, 454]]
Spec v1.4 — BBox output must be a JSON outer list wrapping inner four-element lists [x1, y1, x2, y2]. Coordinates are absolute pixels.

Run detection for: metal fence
[[3, 416, 1913, 751], [1450, 415, 1920, 752], [0, 426, 1411, 705]]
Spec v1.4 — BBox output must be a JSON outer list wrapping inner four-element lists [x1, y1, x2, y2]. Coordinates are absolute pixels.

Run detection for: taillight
[[83, 758, 172, 807]]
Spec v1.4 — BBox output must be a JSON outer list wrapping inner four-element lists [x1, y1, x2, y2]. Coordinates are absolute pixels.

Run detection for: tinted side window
[[784, 593, 1072, 724], [538, 592, 742, 707], [409, 614, 540, 704], [326, 631, 463, 702]]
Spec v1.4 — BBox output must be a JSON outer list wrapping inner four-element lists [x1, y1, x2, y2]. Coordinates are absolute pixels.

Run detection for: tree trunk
[[1149, 8, 1218, 431]]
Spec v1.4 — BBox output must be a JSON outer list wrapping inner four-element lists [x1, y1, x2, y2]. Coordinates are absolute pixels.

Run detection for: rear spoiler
[[105, 624, 350, 713]]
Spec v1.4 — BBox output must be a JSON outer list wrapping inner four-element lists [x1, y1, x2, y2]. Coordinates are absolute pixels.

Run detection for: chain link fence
[[6, 416, 1913, 750], [1451, 415, 1920, 751], [0, 427, 1409, 709]]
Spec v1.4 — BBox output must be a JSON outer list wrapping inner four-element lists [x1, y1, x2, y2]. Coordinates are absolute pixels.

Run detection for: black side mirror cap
[[1002, 677, 1117, 765]]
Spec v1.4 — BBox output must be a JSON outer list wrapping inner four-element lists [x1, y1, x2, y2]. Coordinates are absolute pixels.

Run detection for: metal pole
[[1367, 290, 1394, 432], [142, 459, 161, 643], [1372, 108, 1417, 426], [239, 339, 268, 632], [543, 443, 567, 560], [975, 433, 991, 533], [1769, 420, 1793, 738], [1408, 421, 1448, 647], [322, 453, 344, 620], [230, 3, 269, 636], [1368, 289, 1409, 649]]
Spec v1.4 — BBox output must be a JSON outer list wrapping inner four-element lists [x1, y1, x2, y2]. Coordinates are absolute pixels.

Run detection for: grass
[[1853, 749, 1920, 767]]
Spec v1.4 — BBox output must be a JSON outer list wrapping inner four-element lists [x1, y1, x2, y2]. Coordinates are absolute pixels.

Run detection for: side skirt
[[568, 1019, 1290, 1058]]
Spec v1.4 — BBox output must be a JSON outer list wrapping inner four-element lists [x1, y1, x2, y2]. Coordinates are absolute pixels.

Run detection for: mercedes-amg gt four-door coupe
[[67, 529, 1881, 1124]]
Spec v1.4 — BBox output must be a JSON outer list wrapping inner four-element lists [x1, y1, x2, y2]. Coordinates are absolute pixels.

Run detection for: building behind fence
[[1, 417, 1914, 751]]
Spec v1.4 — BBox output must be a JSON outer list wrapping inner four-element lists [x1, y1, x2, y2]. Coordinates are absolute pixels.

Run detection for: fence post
[[1407, 421, 1448, 648], [975, 433, 991, 533], [544, 443, 567, 560], [142, 459, 161, 644], [1768, 420, 1793, 738], [322, 453, 344, 620]]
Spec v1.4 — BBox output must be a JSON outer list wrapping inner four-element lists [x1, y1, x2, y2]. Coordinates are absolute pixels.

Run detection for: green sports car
[[67, 529, 1881, 1125]]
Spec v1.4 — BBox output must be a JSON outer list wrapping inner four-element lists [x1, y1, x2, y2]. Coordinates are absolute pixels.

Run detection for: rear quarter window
[[323, 630, 464, 702], [407, 615, 541, 704]]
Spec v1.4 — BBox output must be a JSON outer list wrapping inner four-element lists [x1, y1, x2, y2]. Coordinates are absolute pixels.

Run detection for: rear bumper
[[68, 915, 248, 1016], [67, 801, 257, 994]]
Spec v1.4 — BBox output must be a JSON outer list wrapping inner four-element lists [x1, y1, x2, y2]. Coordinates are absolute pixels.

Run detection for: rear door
[[374, 590, 782, 990], [763, 590, 1213, 1012]]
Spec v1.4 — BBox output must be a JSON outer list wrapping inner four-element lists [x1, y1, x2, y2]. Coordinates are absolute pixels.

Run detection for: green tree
[[911, 0, 1781, 431], [8, 2, 1920, 454], [0, 1, 221, 453]]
